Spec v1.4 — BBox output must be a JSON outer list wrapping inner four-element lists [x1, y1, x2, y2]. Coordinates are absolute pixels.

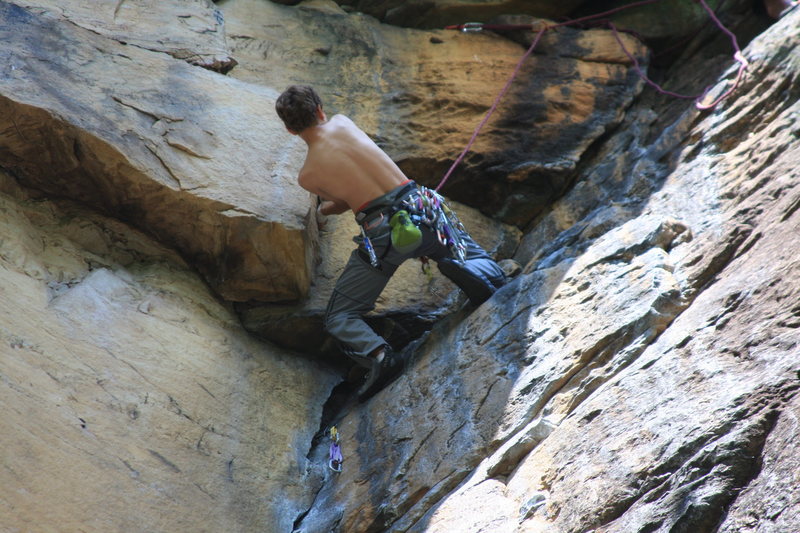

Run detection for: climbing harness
[[403, 186, 468, 263], [328, 426, 343, 472], [439, 0, 748, 191], [356, 184, 469, 267]]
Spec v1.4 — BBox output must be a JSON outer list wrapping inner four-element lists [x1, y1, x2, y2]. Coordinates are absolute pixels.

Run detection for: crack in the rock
[[593, 380, 800, 532], [111, 95, 183, 123], [143, 143, 183, 190], [292, 480, 327, 533], [290, 374, 355, 531]]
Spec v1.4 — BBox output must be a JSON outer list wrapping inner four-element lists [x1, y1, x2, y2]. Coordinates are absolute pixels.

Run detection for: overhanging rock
[[332, 0, 587, 28], [0, 1, 315, 302], [223, 1, 649, 226], [11, 0, 237, 71]]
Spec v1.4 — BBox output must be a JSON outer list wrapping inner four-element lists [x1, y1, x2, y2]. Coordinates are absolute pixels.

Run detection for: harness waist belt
[[355, 181, 417, 224]]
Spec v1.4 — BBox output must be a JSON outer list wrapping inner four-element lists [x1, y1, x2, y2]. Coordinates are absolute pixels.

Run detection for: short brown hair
[[275, 85, 323, 133]]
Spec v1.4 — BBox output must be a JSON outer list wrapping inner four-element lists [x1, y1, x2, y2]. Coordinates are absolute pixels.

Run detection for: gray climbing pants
[[324, 181, 506, 360]]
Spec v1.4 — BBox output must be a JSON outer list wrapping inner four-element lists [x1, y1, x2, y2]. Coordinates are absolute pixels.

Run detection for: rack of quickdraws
[[405, 186, 467, 264]]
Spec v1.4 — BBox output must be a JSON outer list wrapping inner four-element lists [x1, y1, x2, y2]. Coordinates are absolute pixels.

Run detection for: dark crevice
[[292, 478, 330, 533], [596, 380, 800, 532], [709, 382, 800, 531], [292, 378, 357, 532], [307, 377, 356, 461]]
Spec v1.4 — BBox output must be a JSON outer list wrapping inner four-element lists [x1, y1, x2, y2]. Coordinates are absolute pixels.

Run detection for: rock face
[[296, 9, 800, 533], [0, 170, 338, 532], [0, 0, 315, 303], [1, 1, 799, 533], [12, 0, 237, 71], [334, 0, 753, 56], [222, 0, 648, 226]]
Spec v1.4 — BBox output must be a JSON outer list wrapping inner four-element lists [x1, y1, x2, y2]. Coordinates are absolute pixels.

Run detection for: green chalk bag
[[389, 210, 422, 254]]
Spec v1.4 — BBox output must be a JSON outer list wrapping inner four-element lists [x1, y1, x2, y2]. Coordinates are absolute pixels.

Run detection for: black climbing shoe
[[357, 347, 409, 403], [437, 258, 497, 306]]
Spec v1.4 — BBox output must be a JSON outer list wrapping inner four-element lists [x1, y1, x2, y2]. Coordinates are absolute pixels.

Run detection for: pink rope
[[609, 0, 749, 109], [694, 0, 749, 110], [609, 22, 700, 100], [436, 0, 749, 191], [435, 26, 547, 192]]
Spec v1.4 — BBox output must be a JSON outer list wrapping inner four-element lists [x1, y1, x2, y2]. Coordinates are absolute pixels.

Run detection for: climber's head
[[276, 85, 325, 134]]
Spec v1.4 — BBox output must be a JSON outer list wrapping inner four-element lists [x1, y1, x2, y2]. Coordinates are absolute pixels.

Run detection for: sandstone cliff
[[0, 1, 798, 533]]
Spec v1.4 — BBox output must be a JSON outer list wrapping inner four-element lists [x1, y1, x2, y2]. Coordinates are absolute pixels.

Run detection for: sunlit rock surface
[[0, 0, 315, 303], [295, 9, 800, 533], [11, 0, 237, 71], [0, 171, 338, 532], [0, 1, 798, 532], [222, 0, 649, 225]]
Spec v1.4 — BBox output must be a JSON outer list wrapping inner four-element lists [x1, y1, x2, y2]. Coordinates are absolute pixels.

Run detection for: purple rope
[[693, 0, 749, 110], [609, 22, 710, 101], [436, 26, 547, 192], [436, 0, 749, 190]]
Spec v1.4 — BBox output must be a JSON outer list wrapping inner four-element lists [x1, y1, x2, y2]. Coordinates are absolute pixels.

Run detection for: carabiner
[[361, 227, 379, 268], [461, 22, 484, 33]]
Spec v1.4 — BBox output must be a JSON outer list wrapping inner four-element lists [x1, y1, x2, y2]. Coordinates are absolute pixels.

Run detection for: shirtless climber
[[275, 85, 506, 401]]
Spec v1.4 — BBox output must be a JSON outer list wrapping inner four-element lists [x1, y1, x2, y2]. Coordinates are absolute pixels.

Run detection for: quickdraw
[[360, 226, 380, 268], [328, 426, 343, 472], [403, 186, 468, 264]]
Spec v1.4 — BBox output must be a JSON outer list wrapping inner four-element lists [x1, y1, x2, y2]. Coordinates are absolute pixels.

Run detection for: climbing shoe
[[437, 258, 498, 306], [357, 346, 409, 403]]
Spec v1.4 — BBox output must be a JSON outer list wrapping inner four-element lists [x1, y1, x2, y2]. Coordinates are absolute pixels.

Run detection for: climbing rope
[[438, 0, 748, 191], [693, 0, 749, 110], [608, 0, 748, 109], [435, 25, 546, 192]]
